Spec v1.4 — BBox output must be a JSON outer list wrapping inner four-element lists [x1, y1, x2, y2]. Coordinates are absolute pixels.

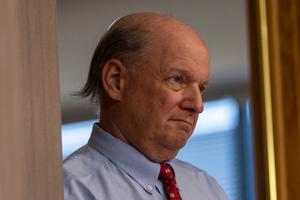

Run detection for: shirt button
[[146, 185, 153, 192]]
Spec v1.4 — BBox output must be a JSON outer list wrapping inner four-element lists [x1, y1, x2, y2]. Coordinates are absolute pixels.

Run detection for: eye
[[199, 85, 207, 93], [166, 74, 185, 91], [168, 74, 184, 84]]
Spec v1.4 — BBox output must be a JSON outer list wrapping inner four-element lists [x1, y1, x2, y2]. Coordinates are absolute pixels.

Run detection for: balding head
[[78, 13, 207, 106], [109, 12, 194, 33]]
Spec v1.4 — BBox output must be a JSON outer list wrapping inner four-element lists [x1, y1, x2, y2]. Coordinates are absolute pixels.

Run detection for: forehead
[[151, 24, 209, 62], [148, 29, 210, 81]]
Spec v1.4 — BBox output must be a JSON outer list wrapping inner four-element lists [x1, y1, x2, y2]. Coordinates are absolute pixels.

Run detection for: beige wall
[[0, 0, 63, 199]]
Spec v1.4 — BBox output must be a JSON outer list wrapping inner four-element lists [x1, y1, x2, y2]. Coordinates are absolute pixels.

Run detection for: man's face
[[118, 30, 210, 162]]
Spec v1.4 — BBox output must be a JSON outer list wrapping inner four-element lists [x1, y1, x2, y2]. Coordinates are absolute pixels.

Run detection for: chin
[[157, 150, 179, 162], [146, 151, 178, 163], [164, 138, 187, 153], [168, 124, 193, 139], [173, 130, 192, 144]]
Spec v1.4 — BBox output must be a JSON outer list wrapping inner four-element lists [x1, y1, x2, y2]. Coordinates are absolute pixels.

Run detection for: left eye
[[200, 85, 207, 93]]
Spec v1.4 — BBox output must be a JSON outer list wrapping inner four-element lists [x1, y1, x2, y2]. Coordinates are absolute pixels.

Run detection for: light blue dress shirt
[[64, 124, 228, 200]]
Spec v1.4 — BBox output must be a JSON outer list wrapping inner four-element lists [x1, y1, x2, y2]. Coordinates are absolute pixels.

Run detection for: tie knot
[[159, 163, 175, 183]]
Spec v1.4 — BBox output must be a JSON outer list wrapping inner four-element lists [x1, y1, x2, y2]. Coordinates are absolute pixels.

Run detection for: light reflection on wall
[[193, 97, 239, 136], [62, 120, 96, 158]]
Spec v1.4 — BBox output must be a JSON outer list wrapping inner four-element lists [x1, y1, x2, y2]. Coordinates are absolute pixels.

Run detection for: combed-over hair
[[76, 22, 149, 105]]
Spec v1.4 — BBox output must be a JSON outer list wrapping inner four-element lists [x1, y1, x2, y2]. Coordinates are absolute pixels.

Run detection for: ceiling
[[57, 0, 250, 123]]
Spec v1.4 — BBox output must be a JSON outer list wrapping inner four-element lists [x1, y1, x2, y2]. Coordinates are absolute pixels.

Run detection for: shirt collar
[[88, 123, 160, 193]]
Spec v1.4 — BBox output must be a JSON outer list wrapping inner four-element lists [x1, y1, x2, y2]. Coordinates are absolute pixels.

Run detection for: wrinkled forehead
[[145, 18, 208, 55], [151, 27, 209, 61], [149, 28, 210, 81]]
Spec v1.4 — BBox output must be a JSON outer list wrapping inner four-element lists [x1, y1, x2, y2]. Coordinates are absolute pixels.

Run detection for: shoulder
[[171, 159, 229, 200], [64, 145, 104, 178], [63, 145, 112, 200], [64, 144, 118, 183]]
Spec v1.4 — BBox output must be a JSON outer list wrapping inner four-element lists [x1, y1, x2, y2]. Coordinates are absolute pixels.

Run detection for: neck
[[99, 103, 178, 163]]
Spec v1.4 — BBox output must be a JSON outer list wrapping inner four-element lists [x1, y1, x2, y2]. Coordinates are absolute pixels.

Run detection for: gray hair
[[75, 21, 150, 105]]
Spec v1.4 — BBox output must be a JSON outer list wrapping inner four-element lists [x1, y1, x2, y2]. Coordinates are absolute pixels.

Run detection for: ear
[[102, 59, 127, 101]]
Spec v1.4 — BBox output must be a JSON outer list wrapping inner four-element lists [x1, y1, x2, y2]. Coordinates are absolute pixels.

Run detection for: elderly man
[[64, 13, 228, 200]]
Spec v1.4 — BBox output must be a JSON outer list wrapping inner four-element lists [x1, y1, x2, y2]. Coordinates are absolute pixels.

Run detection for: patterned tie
[[159, 163, 182, 200]]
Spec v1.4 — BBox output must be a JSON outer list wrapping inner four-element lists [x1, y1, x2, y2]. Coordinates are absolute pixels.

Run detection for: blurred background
[[57, 0, 255, 199]]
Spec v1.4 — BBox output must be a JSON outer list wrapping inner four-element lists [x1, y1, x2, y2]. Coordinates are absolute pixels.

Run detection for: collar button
[[146, 185, 153, 192]]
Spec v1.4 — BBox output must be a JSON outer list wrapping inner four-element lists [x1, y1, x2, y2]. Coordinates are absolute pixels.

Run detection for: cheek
[[145, 93, 183, 135], [125, 77, 182, 122], [158, 91, 182, 114]]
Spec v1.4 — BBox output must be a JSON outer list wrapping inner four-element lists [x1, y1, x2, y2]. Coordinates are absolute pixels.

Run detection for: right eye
[[168, 74, 184, 84]]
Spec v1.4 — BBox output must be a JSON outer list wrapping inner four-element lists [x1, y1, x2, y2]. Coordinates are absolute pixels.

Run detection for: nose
[[179, 84, 204, 114]]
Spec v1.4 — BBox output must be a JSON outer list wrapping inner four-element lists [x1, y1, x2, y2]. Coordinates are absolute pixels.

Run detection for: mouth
[[169, 118, 193, 126], [168, 118, 195, 135]]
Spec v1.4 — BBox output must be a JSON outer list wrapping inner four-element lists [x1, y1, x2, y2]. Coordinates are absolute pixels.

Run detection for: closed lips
[[169, 119, 193, 126]]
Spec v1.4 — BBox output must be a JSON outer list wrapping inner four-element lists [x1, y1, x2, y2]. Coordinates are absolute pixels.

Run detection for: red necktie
[[159, 163, 182, 200]]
